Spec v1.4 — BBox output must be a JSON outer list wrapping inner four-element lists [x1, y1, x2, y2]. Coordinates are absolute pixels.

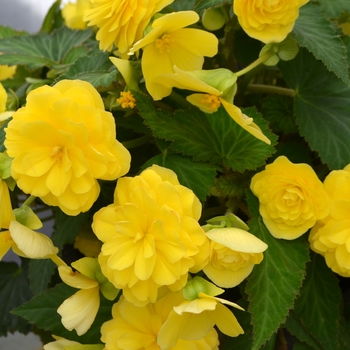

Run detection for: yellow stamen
[[4, 231, 13, 243], [201, 94, 221, 112], [51, 146, 64, 166], [117, 91, 136, 109], [155, 34, 173, 54]]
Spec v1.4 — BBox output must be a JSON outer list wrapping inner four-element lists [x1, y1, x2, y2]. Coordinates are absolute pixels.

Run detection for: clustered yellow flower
[[251, 156, 330, 240], [309, 164, 350, 277], [84, 0, 174, 55], [5, 79, 131, 216], [92, 165, 209, 306], [234, 0, 309, 44]]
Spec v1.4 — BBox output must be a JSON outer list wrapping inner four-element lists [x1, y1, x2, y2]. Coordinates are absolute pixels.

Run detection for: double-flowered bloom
[[92, 165, 209, 306], [5, 79, 131, 216], [234, 0, 309, 44], [84, 0, 174, 55], [251, 156, 330, 240], [309, 164, 350, 277]]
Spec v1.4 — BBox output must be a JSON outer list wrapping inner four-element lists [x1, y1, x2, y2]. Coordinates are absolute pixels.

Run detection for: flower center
[[201, 94, 221, 112], [51, 146, 64, 166], [117, 91, 136, 109], [4, 231, 13, 243], [155, 34, 174, 53]]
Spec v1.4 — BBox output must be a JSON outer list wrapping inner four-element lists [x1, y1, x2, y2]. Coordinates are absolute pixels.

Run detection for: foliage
[[0, 0, 350, 349]]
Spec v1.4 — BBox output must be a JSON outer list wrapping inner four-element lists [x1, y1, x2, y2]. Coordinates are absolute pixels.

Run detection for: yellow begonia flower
[[158, 277, 244, 350], [58, 257, 118, 335], [154, 66, 270, 144], [101, 292, 219, 350], [234, 0, 309, 44], [309, 164, 350, 277], [44, 336, 104, 350], [203, 227, 268, 288], [128, 11, 218, 100], [62, 0, 93, 30], [84, 0, 174, 55], [92, 164, 209, 306], [5, 79, 131, 216], [251, 156, 330, 240], [0, 64, 16, 81]]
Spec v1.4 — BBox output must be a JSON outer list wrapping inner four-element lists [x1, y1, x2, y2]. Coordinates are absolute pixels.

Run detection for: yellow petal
[[206, 227, 268, 253], [58, 265, 98, 289], [171, 28, 218, 58], [9, 220, 59, 258], [141, 43, 174, 100], [0, 231, 13, 260], [158, 310, 214, 350], [203, 260, 255, 288], [57, 287, 100, 335], [155, 66, 221, 95], [210, 303, 244, 337], [109, 57, 139, 91], [153, 11, 200, 32], [220, 99, 271, 144], [174, 299, 217, 315], [0, 179, 14, 229]]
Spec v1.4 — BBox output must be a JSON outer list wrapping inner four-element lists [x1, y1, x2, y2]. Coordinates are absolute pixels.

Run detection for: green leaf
[[0, 261, 33, 336], [262, 95, 297, 134], [40, 0, 64, 33], [171, 0, 196, 11], [142, 154, 217, 202], [293, 341, 317, 350], [245, 218, 309, 350], [318, 0, 350, 18], [58, 52, 117, 88], [279, 48, 350, 170], [29, 259, 56, 295], [285, 312, 322, 350], [245, 188, 260, 219], [12, 283, 113, 344], [0, 25, 27, 39], [215, 171, 251, 199], [293, 253, 342, 350], [0, 27, 93, 69], [134, 91, 277, 172], [194, 0, 230, 12], [293, 2, 350, 86]]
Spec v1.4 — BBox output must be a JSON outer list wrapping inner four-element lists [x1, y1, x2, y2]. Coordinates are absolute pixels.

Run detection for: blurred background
[[0, 0, 58, 33]]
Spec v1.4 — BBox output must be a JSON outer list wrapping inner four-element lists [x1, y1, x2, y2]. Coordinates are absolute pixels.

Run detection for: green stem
[[23, 195, 36, 207], [236, 51, 275, 77], [122, 135, 152, 149], [247, 84, 296, 97]]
